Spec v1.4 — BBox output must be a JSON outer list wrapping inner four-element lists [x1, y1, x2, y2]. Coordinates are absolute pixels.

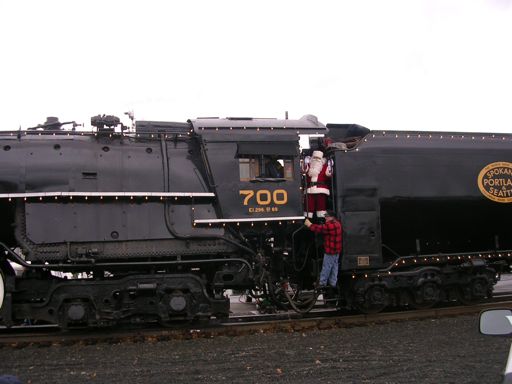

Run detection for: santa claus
[[302, 150, 332, 218]]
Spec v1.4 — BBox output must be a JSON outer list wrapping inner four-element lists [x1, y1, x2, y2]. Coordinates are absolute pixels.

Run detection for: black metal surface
[[1, 113, 512, 328], [333, 131, 512, 270]]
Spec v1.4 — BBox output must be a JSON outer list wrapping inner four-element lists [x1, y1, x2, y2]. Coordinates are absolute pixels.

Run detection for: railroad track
[[2, 293, 512, 348], [490, 290, 512, 302]]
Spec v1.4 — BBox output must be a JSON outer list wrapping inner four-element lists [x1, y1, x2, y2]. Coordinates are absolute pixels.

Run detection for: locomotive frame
[[0, 114, 510, 328]]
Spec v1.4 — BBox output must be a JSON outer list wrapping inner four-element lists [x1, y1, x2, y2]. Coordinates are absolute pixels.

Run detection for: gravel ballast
[[0, 314, 510, 384]]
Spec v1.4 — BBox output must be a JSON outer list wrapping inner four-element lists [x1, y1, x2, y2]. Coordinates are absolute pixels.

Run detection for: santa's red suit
[[302, 150, 332, 218]]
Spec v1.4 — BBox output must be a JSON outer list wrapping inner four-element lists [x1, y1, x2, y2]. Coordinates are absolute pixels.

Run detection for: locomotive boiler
[[0, 114, 510, 328]]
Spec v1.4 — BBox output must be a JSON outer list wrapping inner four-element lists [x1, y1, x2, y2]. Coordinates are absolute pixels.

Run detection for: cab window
[[239, 156, 293, 181]]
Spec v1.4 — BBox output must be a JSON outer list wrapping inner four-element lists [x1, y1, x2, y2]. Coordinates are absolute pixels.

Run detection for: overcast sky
[[0, 0, 511, 132]]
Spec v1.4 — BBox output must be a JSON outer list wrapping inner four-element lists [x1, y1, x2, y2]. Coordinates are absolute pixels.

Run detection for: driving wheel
[[411, 282, 440, 309], [458, 277, 490, 305], [357, 285, 389, 314]]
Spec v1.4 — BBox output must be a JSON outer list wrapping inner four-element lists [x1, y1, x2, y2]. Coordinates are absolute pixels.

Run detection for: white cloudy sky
[[0, 0, 511, 132]]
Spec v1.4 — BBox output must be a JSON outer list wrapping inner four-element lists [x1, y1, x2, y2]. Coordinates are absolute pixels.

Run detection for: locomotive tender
[[0, 114, 510, 328]]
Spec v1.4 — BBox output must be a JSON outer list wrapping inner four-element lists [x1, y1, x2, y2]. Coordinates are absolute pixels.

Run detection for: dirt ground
[[0, 314, 509, 384]]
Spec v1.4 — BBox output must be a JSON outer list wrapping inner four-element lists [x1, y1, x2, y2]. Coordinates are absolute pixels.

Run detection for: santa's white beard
[[308, 159, 323, 178]]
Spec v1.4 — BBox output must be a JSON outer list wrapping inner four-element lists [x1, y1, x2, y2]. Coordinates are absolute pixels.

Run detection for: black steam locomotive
[[0, 113, 510, 328]]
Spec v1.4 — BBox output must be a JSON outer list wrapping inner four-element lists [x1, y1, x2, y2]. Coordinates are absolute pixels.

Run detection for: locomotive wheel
[[458, 277, 490, 305], [357, 285, 389, 314], [411, 282, 440, 309]]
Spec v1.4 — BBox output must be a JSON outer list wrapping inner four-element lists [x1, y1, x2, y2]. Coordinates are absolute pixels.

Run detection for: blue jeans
[[319, 253, 339, 287]]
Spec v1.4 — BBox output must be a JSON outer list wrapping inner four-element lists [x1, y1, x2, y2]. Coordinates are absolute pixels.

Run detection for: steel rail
[[2, 297, 512, 348]]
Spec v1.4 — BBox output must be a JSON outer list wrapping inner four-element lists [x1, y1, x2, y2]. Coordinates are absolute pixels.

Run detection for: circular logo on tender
[[478, 162, 512, 203]]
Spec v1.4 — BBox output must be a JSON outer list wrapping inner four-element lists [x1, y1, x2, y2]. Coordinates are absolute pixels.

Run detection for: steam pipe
[[0, 242, 252, 272]]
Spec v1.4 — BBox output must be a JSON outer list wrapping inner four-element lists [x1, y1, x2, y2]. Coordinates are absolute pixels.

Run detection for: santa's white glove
[[326, 159, 334, 177]]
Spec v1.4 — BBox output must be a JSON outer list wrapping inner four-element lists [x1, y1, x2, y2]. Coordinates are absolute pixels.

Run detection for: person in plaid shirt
[[304, 210, 342, 288]]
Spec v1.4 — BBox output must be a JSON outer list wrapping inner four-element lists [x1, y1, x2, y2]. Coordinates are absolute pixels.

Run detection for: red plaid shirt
[[309, 219, 342, 254]]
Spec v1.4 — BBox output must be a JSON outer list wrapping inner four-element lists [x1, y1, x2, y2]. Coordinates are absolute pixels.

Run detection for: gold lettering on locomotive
[[256, 190, 272, 205], [239, 190, 255, 205], [239, 189, 288, 213], [478, 162, 512, 203]]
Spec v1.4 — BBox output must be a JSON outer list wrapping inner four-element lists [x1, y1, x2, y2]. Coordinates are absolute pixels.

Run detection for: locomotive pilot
[[302, 150, 332, 218]]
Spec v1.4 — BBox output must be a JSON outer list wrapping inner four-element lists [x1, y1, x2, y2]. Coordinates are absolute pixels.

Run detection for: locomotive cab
[[190, 116, 325, 224]]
